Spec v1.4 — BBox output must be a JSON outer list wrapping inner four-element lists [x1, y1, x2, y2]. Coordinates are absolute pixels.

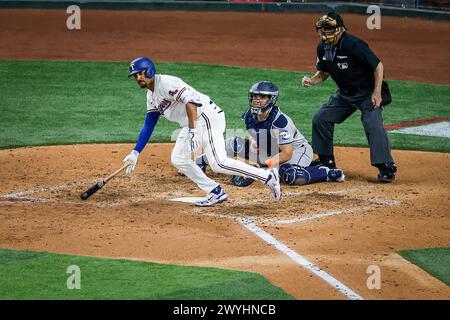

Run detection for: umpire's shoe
[[376, 162, 397, 183], [265, 168, 281, 201], [310, 155, 337, 169], [195, 185, 228, 206]]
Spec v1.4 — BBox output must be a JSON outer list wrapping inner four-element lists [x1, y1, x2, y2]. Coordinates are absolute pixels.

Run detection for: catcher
[[220, 81, 345, 187]]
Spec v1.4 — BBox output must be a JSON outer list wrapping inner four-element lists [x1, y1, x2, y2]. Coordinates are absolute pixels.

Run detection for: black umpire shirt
[[316, 32, 380, 95]]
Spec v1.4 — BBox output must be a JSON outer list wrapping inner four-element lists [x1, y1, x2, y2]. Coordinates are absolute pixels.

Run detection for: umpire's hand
[[302, 76, 313, 88], [372, 89, 382, 108]]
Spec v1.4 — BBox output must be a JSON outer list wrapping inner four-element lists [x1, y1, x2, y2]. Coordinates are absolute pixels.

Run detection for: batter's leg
[[201, 113, 270, 183], [171, 127, 219, 194]]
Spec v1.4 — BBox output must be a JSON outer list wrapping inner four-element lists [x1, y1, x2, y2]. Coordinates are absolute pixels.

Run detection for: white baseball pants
[[171, 104, 271, 194]]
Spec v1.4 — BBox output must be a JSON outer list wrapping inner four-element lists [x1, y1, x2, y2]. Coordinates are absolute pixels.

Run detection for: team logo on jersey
[[337, 62, 348, 70], [158, 99, 172, 114], [280, 130, 291, 141], [168, 89, 179, 96]]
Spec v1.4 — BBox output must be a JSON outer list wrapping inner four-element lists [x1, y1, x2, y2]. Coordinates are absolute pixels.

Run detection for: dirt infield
[[0, 144, 449, 299], [0, 9, 449, 299]]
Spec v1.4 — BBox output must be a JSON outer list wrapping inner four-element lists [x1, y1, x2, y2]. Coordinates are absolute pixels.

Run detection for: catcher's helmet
[[248, 81, 279, 116], [128, 57, 156, 78], [315, 12, 346, 46]]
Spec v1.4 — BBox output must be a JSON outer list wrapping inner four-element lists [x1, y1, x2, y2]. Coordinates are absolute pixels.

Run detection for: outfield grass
[[0, 60, 449, 152], [398, 247, 450, 286], [0, 248, 293, 300]]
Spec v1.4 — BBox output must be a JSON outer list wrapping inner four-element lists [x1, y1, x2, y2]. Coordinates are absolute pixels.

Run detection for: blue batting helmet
[[128, 57, 156, 78], [248, 81, 279, 116]]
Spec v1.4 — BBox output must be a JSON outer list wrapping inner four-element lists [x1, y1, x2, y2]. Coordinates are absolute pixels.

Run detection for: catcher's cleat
[[325, 168, 345, 182], [265, 168, 281, 201], [194, 185, 228, 207], [230, 175, 255, 187], [376, 162, 397, 183]]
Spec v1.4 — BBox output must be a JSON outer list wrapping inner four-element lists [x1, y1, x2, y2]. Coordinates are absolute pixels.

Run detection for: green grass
[[398, 247, 450, 286], [0, 60, 449, 151], [0, 248, 293, 300]]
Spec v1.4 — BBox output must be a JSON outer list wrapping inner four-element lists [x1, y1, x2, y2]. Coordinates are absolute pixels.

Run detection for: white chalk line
[[0, 181, 401, 223], [263, 199, 402, 225], [0, 181, 89, 199], [238, 218, 364, 300], [193, 197, 401, 225]]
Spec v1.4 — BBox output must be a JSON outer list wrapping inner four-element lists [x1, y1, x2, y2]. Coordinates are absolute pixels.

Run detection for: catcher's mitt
[[230, 175, 255, 187]]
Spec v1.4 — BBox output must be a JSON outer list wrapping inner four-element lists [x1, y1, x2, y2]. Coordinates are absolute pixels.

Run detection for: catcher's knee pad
[[293, 168, 310, 185], [280, 163, 311, 185], [279, 164, 306, 185], [279, 163, 293, 184]]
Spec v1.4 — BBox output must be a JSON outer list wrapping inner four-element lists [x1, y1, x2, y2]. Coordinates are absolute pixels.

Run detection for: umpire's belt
[[339, 86, 372, 96]]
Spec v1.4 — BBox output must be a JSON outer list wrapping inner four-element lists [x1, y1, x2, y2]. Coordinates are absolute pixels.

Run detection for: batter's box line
[[257, 199, 401, 225], [237, 218, 364, 300], [0, 198, 54, 205], [0, 180, 91, 199], [192, 198, 400, 225]]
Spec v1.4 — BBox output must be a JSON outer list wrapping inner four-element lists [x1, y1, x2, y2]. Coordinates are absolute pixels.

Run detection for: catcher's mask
[[315, 12, 346, 47], [248, 81, 279, 116]]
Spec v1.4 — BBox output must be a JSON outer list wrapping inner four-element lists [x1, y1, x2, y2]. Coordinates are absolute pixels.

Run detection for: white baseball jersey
[[146, 74, 211, 127]]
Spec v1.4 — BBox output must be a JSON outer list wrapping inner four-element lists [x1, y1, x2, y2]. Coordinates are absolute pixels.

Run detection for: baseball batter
[[122, 57, 281, 206], [224, 81, 345, 187]]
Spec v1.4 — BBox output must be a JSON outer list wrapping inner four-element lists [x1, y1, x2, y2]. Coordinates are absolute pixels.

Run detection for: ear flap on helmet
[[145, 67, 155, 78]]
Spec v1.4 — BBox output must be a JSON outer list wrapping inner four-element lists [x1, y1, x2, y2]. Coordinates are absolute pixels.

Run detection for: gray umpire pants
[[312, 88, 394, 165]]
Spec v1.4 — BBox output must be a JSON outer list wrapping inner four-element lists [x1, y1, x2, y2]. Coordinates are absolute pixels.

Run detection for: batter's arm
[[186, 102, 198, 129]]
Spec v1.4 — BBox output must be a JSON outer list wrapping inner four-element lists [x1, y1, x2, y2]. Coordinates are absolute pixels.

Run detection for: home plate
[[170, 197, 206, 204]]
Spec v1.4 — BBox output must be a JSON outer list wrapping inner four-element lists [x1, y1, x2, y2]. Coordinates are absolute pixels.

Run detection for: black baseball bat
[[80, 163, 129, 200]]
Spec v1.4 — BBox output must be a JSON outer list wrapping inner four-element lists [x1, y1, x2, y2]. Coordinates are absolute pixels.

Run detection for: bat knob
[[80, 192, 89, 200]]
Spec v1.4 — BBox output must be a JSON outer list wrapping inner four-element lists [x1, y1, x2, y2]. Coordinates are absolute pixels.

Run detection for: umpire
[[302, 12, 397, 183]]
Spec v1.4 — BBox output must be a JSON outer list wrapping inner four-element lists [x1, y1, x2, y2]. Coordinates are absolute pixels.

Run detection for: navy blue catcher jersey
[[242, 107, 308, 156]]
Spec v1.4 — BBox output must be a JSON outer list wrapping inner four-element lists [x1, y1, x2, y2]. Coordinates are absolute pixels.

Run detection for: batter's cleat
[[325, 168, 345, 182], [194, 185, 228, 207], [265, 168, 281, 201], [377, 162, 397, 183]]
